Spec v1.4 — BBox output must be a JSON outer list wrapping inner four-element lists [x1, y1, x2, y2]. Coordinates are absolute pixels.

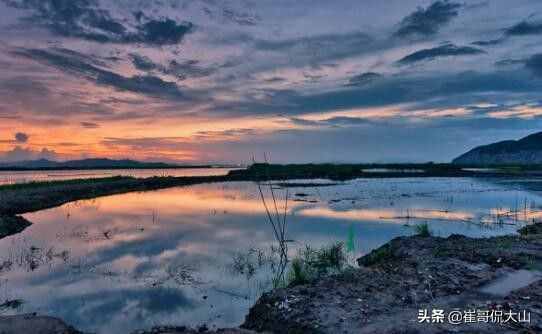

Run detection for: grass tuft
[[414, 222, 432, 237], [287, 242, 348, 286]]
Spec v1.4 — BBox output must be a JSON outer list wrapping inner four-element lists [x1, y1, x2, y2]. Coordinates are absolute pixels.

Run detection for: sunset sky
[[1, 0, 542, 164]]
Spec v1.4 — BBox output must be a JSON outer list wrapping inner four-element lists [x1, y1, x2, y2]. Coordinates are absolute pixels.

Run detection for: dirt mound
[[243, 224, 542, 333]]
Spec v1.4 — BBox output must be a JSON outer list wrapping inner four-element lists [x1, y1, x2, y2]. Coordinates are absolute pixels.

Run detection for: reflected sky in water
[[0, 178, 541, 332]]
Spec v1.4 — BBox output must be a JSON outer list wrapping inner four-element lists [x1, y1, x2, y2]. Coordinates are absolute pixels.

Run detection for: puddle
[[480, 269, 542, 296]]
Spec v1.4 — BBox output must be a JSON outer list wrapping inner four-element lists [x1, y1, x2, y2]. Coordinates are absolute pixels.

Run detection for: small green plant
[[316, 242, 347, 271], [414, 222, 432, 237], [287, 242, 348, 286], [288, 258, 309, 286]]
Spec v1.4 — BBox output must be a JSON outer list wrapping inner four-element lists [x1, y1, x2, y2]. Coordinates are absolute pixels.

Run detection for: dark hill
[[453, 132, 542, 165]]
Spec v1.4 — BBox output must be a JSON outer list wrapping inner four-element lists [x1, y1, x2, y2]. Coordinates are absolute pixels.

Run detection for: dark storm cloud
[[14, 132, 28, 143], [397, 44, 485, 65], [394, 1, 463, 38], [525, 54, 542, 77], [14, 48, 186, 99], [3, 0, 193, 44], [505, 20, 542, 36], [345, 72, 382, 87]]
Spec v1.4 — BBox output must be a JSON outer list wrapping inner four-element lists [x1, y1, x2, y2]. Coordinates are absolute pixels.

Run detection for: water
[[480, 270, 542, 296], [0, 168, 239, 185], [0, 177, 540, 333]]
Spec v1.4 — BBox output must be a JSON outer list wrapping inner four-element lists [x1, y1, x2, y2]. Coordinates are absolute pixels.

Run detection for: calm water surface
[[0, 178, 541, 332], [0, 168, 238, 185]]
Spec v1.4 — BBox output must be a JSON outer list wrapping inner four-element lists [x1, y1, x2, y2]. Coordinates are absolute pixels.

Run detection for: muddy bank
[[242, 224, 542, 333]]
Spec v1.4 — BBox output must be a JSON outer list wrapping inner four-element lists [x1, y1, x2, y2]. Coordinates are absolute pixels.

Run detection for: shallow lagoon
[[0, 177, 540, 333]]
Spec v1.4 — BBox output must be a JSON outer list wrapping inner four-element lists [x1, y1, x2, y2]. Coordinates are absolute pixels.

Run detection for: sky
[[0, 0, 542, 164]]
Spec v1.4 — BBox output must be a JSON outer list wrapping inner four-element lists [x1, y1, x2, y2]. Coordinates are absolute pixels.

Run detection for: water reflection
[[0, 178, 540, 332]]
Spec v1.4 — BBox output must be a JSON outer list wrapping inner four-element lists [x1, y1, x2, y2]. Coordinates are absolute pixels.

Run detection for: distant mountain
[[453, 132, 542, 165], [0, 158, 186, 170]]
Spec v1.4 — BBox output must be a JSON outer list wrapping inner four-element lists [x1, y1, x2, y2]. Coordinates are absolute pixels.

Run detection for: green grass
[[414, 222, 432, 237], [288, 258, 309, 286], [287, 242, 348, 286]]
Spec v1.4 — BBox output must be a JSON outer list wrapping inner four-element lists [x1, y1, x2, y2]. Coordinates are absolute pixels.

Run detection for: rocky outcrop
[[453, 132, 542, 165]]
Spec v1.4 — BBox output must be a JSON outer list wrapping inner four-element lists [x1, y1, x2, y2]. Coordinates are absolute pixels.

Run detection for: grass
[[414, 222, 432, 237], [288, 258, 309, 286], [287, 242, 348, 286]]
